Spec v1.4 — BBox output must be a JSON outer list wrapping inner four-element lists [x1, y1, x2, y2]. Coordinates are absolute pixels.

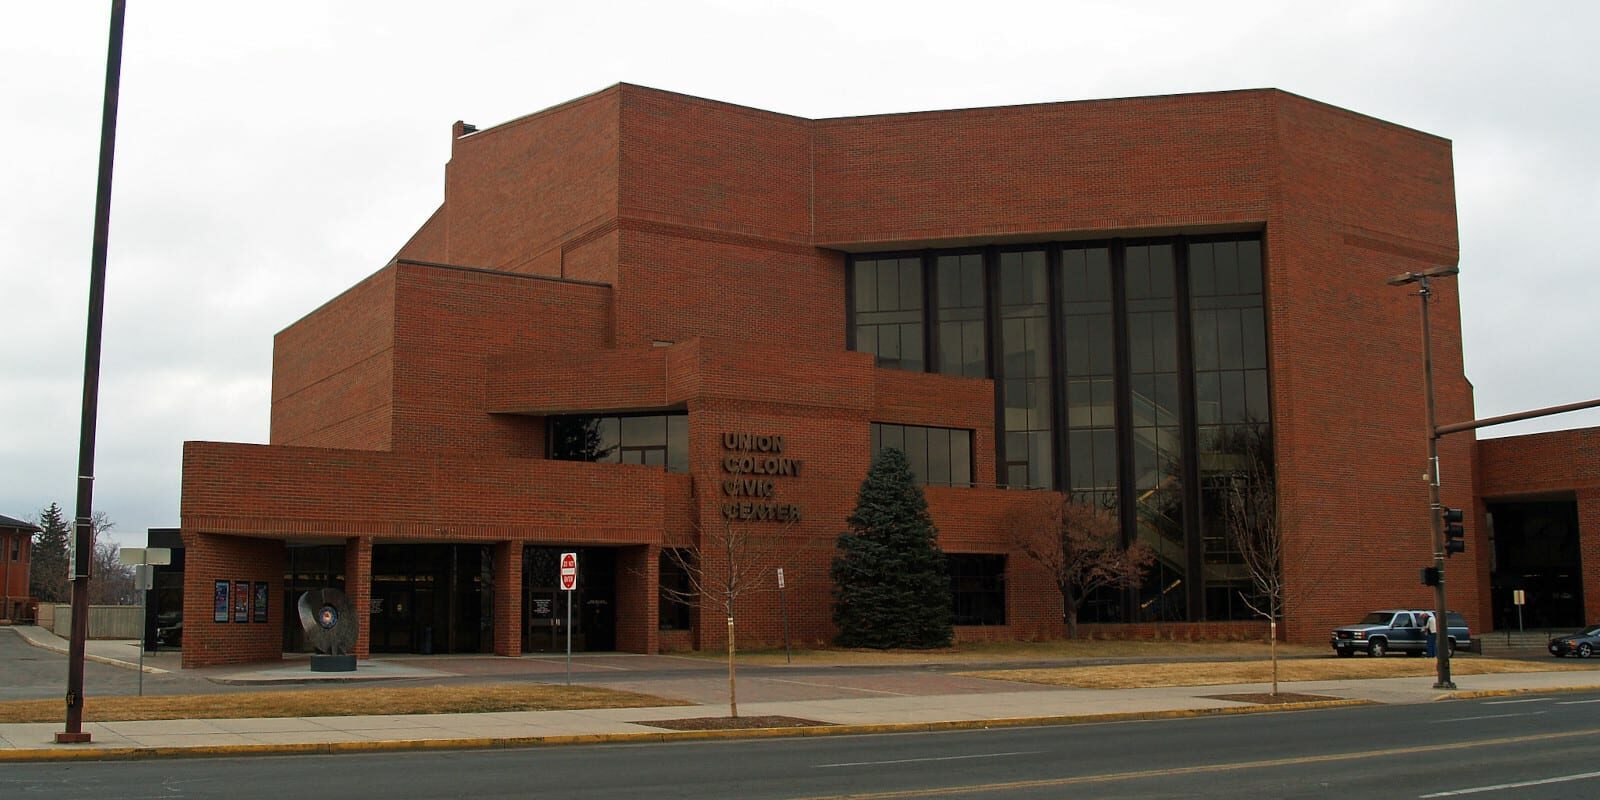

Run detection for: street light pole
[[1388, 264, 1460, 690]]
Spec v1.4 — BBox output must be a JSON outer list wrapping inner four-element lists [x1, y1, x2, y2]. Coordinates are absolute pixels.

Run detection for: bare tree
[[1006, 495, 1154, 639], [1222, 427, 1285, 695], [661, 513, 803, 718]]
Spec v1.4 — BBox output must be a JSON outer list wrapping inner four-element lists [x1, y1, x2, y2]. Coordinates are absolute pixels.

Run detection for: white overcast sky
[[3, 1, 1597, 547]]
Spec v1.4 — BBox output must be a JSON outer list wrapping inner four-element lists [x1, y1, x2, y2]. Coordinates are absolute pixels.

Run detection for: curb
[[0, 699, 1368, 763], [7, 626, 168, 675], [1435, 684, 1600, 701]]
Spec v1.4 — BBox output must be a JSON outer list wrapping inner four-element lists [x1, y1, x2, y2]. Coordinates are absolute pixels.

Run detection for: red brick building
[[1, 514, 37, 622], [181, 84, 1547, 668]]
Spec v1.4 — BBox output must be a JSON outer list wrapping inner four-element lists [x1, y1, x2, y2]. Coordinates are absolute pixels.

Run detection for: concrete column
[[346, 536, 372, 659], [493, 541, 522, 656]]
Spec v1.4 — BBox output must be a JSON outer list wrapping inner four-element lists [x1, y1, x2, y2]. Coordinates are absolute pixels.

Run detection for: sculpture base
[[55, 731, 92, 744], [310, 654, 357, 672]]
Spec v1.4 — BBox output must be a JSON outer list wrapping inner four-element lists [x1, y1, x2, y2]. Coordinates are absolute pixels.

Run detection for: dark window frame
[[870, 422, 975, 487], [547, 411, 690, 473]]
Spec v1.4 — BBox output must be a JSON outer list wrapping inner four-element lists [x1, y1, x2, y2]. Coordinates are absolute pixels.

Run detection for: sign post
[[117, 547, 168, 696], [777, 567, 791, 664], [560, 552, 577, 686], [1513, 589, 1526, 636]]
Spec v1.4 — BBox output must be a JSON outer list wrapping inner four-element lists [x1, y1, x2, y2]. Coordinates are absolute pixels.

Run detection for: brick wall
[[271, 266, 395, 449], [1480, 429, 1600, 626], [180, 533, 284, 668]]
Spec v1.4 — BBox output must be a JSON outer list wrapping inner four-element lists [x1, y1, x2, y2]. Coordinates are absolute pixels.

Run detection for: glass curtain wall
[[1124, 244, 1187, 622], [998, 250, 1054, 489], [1190, 240, 1271, 620], [846, 235, 1270, 623], [854, 256, 925, 371]]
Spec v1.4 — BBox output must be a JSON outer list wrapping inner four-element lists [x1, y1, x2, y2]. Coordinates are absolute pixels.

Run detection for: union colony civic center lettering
[[720, 432, 802, 522]]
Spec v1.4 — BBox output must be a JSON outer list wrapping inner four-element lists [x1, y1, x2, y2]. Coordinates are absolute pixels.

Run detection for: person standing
[[1425, 612, 1438, 657]]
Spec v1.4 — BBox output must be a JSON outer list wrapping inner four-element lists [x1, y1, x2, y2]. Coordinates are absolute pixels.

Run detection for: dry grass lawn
[[961, 657, 1600, 689], [685, 639, 1326, 666], [0, 684, 683, 724]]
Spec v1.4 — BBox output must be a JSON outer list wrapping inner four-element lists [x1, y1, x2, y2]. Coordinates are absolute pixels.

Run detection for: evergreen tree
[[30, 503, 70, 602], [832, 448, 953, 649]]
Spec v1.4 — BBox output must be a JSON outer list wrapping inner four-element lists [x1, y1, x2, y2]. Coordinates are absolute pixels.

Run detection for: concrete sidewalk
[[6, 625, 1600, 762]]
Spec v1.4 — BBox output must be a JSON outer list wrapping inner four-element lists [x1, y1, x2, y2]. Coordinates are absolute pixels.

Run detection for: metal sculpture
[[298, 588, 358, 671]]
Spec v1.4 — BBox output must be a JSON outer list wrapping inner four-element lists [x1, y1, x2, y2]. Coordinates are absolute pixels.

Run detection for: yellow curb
[[1433, 684, 1600, 701], [0, 699, 1369, 763]]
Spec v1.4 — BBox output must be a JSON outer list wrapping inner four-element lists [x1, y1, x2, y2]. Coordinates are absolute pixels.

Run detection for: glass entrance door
[[523, 546, 614, 653]]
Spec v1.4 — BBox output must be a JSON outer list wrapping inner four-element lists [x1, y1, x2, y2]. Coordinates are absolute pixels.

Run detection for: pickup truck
[[1330, 609, 1470, 657]]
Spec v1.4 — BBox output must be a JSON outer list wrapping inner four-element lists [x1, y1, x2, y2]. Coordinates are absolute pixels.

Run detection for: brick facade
[[180, 84, 1547, 668]]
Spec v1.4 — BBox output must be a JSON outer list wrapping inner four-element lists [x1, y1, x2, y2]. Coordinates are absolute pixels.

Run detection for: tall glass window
[[1061, 246, 1118, 511], [1125, 244, 1186, 622], [998, 250, 1053, 489], [871, 423, 973, 487], [549, 413, 689, 473], [853, 257, 924, 371], [845, 236, 1270, 624], [1191, 240, 1271, 621], [935, 253, 987, 377]]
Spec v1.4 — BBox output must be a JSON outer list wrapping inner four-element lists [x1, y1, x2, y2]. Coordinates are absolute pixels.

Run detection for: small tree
[[1223, 428, 1285, 695], [832, 448, 953, 649], [29, 503, 71, 602], [1006, 495, 1154, 639], [661, 512, 802, 718]]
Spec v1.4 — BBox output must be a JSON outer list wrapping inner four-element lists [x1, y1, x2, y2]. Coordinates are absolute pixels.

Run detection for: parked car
[[1548, 625, 1600, 658], [1330, 609, 1470, 658]]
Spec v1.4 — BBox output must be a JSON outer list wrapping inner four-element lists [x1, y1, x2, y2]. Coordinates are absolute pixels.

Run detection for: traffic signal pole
[[1416, 272, 1455, 689]]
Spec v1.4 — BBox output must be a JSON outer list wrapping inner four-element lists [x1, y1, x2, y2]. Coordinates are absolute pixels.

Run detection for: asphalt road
[[8, 690, 1600, 798]]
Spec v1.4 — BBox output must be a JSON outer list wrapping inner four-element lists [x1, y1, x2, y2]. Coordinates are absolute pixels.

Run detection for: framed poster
[[253, 582, 269, 623], [213, 580, 230, 622], [234, 581, 250, 623]]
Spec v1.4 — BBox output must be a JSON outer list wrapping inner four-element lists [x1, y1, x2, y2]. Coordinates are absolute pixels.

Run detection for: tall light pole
[[58, 0, 127, 744], [1387, 264, 1460, 690]]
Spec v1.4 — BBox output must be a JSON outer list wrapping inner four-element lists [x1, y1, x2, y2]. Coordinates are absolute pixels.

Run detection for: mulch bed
[[1203, 692, 1342, 705], [636, 715, 831, 731]]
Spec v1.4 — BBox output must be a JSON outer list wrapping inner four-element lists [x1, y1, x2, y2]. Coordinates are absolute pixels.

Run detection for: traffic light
[[1441, 506, 1466, 556], [1421, 567, 1440, 586]]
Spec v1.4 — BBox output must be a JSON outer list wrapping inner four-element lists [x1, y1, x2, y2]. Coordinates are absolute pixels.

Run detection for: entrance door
[[372, 584, 414, 652], [523, 546, 615, 653], [1489, 500, 1584, 630]]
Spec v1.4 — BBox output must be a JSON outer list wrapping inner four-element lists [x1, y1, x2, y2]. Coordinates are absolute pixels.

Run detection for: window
[[1061, 246, 1118, 510], [1190, 239, 1270, 621], [998, 250, 1053, 488], [871, 423, 973, 487], [949, 554, 1005, 625], [853, 257, 924, 371], [659, 550, 694, 631], [9, 534, 17, 561], [549, 413, 689, 473], [843, 236, 1269, 624], [935, 253, 987, 377]]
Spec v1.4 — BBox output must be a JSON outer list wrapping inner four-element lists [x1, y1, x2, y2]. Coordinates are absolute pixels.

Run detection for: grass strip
[[0, 683, 684, 724]]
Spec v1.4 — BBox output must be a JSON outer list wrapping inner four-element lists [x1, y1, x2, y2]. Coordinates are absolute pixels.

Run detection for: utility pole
[[58, 0, 127, 744], [1387, 265, 1459, 690]]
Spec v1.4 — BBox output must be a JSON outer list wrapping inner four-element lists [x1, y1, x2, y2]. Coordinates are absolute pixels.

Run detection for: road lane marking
[[781, 727, 1600, 799], [1480, 698, 1551, 705], [818, 751, 1041, 768], [1432, 711, 1546, 723], [1419, 769, 1600, 797], [1556, 698, 1600, 705]]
